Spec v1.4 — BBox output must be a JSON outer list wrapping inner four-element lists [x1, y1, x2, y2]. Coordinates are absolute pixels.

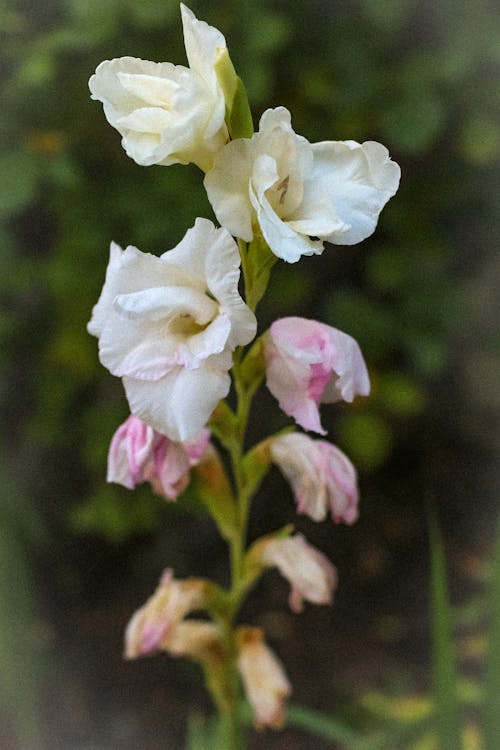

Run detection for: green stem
[[214, 337, 256, 750], [206, 238, 268, 749]]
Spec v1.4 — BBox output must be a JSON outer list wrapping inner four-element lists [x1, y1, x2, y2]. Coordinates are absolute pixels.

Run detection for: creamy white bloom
[[88, 4, 228, 171], [88, 218, 256, 441], [205, 106, 400, 262]]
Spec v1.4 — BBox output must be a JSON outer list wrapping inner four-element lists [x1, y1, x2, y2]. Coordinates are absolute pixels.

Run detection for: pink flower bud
[[254, 533, 337, 613], [270, 432, 359, 524], [107, 415, 156, 489], [124, 569, 208, 659], [265, 317, 370, 434], [107, 415, 210, 500], [236, 626, 291, 729]]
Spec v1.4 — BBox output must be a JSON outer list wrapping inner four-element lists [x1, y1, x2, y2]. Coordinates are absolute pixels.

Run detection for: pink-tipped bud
[[253, 533, 337, 613], [236, 626, 291, 729], [124, 569, 208, 659], [107, 414, 210, 500], [265, 317, 370, 435], [270, 432, 359, 524]]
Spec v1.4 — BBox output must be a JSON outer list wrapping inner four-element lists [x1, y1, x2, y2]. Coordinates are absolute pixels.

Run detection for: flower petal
[[180, 3, 227, 138], [307, 140, 401, 245], [265, 317, 370, 433], [270, 432, 359, 524], [123, 356, 231, 441], [236, 626, 291, 729], [204, 137, 256, 241], [255, 533, 337, 613]]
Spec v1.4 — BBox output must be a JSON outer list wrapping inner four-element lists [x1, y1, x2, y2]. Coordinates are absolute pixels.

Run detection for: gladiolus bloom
[[205, 106, 400, 262], [89, 5, 228, 171], [88, 219, 256, 441]]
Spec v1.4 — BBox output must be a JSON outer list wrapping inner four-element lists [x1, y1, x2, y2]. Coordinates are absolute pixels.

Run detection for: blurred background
[[1, 0, 499, 747]]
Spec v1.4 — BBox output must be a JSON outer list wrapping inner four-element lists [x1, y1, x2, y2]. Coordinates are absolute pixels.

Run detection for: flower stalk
[[86, 4, 400, 746]]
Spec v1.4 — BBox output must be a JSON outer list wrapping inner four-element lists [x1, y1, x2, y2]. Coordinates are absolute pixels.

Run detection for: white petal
[[287, 193, 347, 237], [204, 225, 257, 348], [161, 217, 216, 286], [180, 3, 226, 139], [117, 107, 173, 135], [123, 358, 231, 441], [114, 286, 217, 324], [308, 140, 401, 245], [181, 4, 225, 89], [116, 71, 179, 107], [187, 312, 231, 359], [88, 241, 125, 338], [257, 106, 292, 133], [88, 241, 202, 341], [99, 314, 176, 380], [204, 138, 255, 241], [252, 184, 322, 263]]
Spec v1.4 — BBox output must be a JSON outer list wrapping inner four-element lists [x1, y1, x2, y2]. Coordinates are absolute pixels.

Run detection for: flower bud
[[107, 415, 210, 500], [270, 432, 359, 524], [236, 626, 291, 729], [89, 5, 230, 171], [265, 317, 370, 435], [252, 533, 337, 613], [124, 569, 208, 659]]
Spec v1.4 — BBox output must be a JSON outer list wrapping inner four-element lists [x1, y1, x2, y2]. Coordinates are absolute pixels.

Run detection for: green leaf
[[238, 335, 266, 394], [245, 237, 277, 310], [215, 47, 253, 140], [459, 118, 500, 166], [69, 485, 160, 542], [208, 400, 238, 451], [286, 703, 361, 744], [190, 449, 238, 542], [428, 504, 462, 749], [0, 459, 44, 749], [227, 77, 253, 140], [362, 0, 416, 32]]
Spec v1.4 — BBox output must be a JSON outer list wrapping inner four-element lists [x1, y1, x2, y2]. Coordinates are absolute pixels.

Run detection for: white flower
[[88, 4, 228, 171], [88, 218, 256, 441], [205, 106, 400, 262]]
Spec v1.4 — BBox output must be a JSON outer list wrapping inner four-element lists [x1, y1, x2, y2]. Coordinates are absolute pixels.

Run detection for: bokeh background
[[1, 0, 499, 747]]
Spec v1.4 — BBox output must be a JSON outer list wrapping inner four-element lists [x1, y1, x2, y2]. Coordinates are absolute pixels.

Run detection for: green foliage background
[[0, 0, 499, 746]]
